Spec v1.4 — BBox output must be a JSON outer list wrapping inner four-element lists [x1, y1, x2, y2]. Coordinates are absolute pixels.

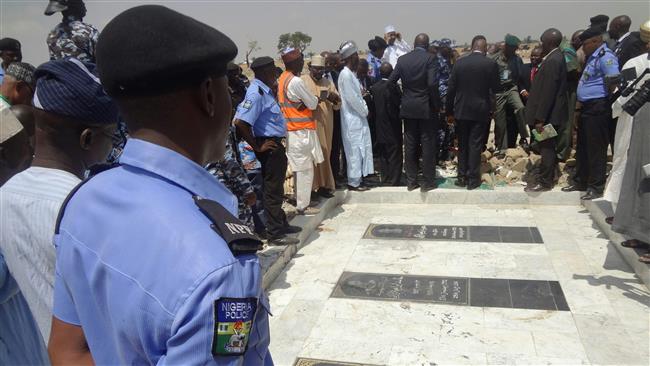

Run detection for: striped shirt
[[0, 167, 80, 342]]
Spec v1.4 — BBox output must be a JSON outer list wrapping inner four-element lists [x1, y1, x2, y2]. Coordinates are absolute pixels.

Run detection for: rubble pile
[[479, 147, 575, 187]]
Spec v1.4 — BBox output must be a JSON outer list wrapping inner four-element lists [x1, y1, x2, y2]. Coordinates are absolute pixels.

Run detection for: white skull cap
[[339, 40, 358, 59]]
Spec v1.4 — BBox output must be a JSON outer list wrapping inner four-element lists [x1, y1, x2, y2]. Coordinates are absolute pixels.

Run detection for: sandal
[[639, 253, 650, 264], [621, 240, 650, 249]]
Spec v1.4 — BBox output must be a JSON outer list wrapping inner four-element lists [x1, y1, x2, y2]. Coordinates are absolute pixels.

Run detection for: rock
[[480, 161, 491, 174], [505, 147, 527, 161], [488, 157, 501, 171], [565, 158, 577, 167], [507, 171, 522, 183], [481, 173, 493, 185], [511, 158, 528, 173], [481, 151, 492, 162], [497, 168, 511, 178]]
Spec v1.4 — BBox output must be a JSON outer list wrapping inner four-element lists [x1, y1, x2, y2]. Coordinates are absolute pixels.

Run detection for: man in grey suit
[[389, 33, 440, 192], [446, 35, 500, 190]]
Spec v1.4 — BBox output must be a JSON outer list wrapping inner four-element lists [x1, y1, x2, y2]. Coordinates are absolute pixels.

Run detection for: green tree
[[245, 40, 261, 67], [277, 32, 313, 53]]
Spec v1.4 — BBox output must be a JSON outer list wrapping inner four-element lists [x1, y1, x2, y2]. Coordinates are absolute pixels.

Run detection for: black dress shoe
[[284, 225, 302, 234], [268, 235, 300, 246], [454, 178, 467, 187], [524, 184, 551, 192], [318, 189, 335, 198], [467, 182, 481, 190], [562, 184, 587, 192], [420, 184, 436, 193], [581, 191, 602, 200], [407, 184, 420, 191], [347, 185, 369, 191]]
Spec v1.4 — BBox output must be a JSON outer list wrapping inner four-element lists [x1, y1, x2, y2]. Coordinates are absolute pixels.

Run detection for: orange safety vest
[[277, 71, 316, 131]]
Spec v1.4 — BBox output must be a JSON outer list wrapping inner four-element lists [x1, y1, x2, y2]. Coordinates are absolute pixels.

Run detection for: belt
[[256, 136, 285, 143], [581, 97, 609, 106]]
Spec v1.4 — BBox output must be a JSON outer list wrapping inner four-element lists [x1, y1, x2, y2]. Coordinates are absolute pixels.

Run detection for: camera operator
[[604, 19, 650, 262]]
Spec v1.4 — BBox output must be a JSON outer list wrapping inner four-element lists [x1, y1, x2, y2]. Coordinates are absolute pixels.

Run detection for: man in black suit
[[371, 62, 403, 186], [446, 35, 500, 190], [609, 15, 646, 69], [389, 33, 440, 192], [524, 28, 569, 192]]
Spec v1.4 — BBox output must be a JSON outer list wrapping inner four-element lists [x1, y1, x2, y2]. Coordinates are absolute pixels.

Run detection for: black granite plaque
[[364, 224, 544, 244], [332, 272, 570, 311], [294, 358, 376, 366]]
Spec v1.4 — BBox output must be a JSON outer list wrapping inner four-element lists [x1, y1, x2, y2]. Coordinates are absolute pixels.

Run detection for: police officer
[[489, 34, 529, 153], [563, 26, 619, 200], [45, 0, 99, 62], [234, 56, 302, 246], [49, 5, 273, 364]]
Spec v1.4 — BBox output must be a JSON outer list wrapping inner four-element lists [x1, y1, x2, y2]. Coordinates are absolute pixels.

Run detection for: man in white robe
[[338, 40, 374, 190], [604, 23, 650, 212], [382, 25, 412, 68]]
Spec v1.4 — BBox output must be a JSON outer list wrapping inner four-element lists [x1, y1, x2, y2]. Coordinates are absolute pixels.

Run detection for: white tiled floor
[[268, 203, 650, 366]]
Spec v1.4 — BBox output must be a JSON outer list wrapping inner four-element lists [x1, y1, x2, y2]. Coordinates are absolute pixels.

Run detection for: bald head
[[541, 28, 563, 54], [379, 62, 393, 79], [414, 33, 430, 49], [609, 15, 632, 39]]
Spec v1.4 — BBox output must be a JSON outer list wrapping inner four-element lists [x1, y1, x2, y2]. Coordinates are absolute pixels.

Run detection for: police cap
[[579, 26, 604, 42], [96, 5, 238, 97], [250, 56, 275, 70]]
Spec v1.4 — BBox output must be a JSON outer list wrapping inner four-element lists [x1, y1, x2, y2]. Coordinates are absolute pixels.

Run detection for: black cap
[[579, 26, 605, 42], [590, 14, 609, 26], [368, 36, 388, 52], [0, 38, 21, 52], [96, 5, 237, 97], [250, 56, 274, 70]]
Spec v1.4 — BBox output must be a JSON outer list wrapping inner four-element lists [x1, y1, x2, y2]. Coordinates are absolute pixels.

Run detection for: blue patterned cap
[[430, 40, 441, 48], [32, 58, 119, 125], [439, 38, 455, 48]]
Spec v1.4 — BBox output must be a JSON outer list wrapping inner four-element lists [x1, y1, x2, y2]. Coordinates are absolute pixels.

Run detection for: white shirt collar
[[618, 32, 631, 43]]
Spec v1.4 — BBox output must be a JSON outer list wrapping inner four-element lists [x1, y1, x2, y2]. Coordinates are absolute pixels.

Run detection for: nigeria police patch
[[242, 100, 253, 110], [213, 298, 257, 356]]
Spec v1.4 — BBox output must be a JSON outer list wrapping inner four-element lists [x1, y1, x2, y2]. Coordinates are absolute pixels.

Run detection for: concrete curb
[[261, 190, 348, 290], [583, 199, 650, 291], [345, 186, 583, 206]]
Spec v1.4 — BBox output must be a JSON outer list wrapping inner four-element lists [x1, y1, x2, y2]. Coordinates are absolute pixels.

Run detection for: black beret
[[590, 14, 609, 26], [96, 5, 237, 97], [368, 36, 388, 52], [250, 56, 274, 70], [0, 38, 21, 52], [579, 26, 605, 42]]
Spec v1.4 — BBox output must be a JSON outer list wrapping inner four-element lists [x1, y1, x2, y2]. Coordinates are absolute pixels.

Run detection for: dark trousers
[[404, 118, 438, 187], [377, 141, 403, 186], [575, 98, 611, 193], [457, 119, 486, 186], [246, 169, 266, 234], [330, 110, 346, 180], [537, 137, 557, 188], [256, 140, 289, 237]]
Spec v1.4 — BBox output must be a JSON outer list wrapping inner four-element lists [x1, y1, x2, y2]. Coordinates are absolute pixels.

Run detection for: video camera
[[606, 53, 650, 116]]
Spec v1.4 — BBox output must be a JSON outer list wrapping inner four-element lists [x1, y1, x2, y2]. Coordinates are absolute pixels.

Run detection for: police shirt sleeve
[[161, 263, 272, 365], [52, 268, 81, 326], [234, 92, 262, 127], [601, 54, 620, 76]]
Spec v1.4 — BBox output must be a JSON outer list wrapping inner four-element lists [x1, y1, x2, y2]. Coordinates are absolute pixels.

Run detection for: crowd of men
[[0, 0, 649, 364]]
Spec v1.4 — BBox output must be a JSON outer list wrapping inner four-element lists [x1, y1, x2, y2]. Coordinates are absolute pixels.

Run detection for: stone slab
[[294, 358, 376, 366], [363, 224, 544, 244], [332, 272, 570, 311]]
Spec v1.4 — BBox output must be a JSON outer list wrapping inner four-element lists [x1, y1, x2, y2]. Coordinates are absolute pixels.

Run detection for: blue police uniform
[[234, 77, 291, 240], [577, 43, 620, 102], [574, 43, 619, 196], [235, 78, 286, 138], [53, 138, 273, 365]]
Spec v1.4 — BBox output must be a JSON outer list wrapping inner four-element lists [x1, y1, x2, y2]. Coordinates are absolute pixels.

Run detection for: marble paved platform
[[267, 203, 650, 366]]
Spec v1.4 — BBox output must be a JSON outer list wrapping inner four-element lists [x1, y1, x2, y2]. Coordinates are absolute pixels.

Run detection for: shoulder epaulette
[[258, 86, 264, 95]]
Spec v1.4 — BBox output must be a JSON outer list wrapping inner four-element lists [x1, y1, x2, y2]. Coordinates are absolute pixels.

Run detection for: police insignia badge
[[243, 100, 253, 110], [213, 298, 257, 356], [606, 59, 614, 66]]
